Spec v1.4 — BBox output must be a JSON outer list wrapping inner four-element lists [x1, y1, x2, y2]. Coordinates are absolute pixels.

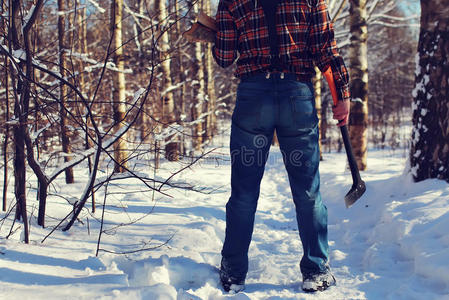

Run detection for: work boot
[[301, 270, 336, 292]]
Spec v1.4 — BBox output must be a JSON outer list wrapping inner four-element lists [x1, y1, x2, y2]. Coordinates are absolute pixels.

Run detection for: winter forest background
[[0, 0, 449, 299]]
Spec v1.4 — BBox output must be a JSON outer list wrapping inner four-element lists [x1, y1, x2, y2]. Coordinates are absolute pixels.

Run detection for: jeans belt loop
[[265, 72, 285, 79]]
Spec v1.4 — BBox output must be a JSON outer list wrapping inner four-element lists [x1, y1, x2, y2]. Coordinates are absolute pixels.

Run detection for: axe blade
[[344, 180, 366, 208]]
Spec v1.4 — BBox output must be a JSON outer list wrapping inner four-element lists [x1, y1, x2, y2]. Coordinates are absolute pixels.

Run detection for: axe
[[323, 68, 366, 208]]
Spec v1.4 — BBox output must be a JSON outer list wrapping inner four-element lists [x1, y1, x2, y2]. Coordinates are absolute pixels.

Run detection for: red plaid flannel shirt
[[212, 0, 350, 101]]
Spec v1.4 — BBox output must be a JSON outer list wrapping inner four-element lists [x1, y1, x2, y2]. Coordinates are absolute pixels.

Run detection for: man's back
[[213, 0, 350, 102]]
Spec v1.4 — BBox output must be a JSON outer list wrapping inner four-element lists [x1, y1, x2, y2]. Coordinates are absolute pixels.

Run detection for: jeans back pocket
[[232, 92, 262, 133], [290, 94, 317, 129]]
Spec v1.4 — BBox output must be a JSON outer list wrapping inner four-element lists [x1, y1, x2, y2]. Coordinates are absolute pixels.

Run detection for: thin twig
[[95, 181, 109, 256], [97, 235, 174, 255]]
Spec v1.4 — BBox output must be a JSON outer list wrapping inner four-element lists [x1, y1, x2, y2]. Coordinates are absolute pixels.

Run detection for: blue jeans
[[221, 73, 329, 281]]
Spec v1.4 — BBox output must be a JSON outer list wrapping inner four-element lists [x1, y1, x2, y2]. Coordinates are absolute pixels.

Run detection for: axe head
[[344, 180, 366, 208]]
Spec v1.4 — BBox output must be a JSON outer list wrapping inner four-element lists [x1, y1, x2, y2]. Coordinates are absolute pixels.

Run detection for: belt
[[240, 70, 311, 82]]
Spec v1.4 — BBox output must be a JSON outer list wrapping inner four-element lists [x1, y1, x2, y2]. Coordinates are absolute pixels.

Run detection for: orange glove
[[323, 67, 350, 127]]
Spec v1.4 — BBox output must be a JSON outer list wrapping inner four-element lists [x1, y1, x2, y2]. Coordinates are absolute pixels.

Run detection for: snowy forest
[[0, 0, 448, 299]]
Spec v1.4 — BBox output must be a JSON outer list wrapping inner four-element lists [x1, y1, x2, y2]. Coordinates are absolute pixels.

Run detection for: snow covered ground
[[0, 132, 449, 299]]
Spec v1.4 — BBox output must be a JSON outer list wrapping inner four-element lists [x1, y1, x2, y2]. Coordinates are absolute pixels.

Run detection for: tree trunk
[[1, 0, 7, 212], [348, 0, 368, 170], [321, 97, 329, 153], [58, 0, 74, 183], [155, 0, 180, 161], [202, 0, 217, 145], [191, 3, 205, 152], [313, 67, 323, 160], [2, 49, 9, 212], [134, 0, 145, 57], [13, 125, 28, 241], [77, 0, 95, 211], [111, 0, 128, 173], [76, 0, 85, 108], [29, 14, 49, 228], [81, 4, 89, 98], [135, 0, 149, 143], [174, 0, 187, 155], [10, 0, 33, 243], [410, 0, 449, 182]]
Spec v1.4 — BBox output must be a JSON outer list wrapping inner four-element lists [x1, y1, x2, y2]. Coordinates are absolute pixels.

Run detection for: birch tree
[[173, 0, 187, 155], [111, 0, 128, 173], [203, 0, 217, 144], [348, 0, 369, 170], [410, 0, 449, 182], [191, 2, 205, 152], [155, 0, 180, 161]]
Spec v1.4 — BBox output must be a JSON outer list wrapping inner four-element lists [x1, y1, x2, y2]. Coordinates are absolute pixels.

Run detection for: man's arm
[[324, 67, 350, 126], [212, 0, 238, 68], [308, 0, 350, 102]]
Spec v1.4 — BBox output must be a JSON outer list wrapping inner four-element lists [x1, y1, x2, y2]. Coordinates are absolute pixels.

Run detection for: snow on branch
[[369, 20, 419, 28], [22, 5, 36, 31], [84, 61, 132, 74], [22, 0, 44, 35], [54, 5, 87, 16], [161, 82, 185, 98], [12, 49, 26, 62], [29, 122, 54, 143], [154, 124, 184, 142], [49, 147, 97, 182], [87, 0, 105, 14], [123, 1, 152, 24], [102, 124, 131, 149], [132, 88, 147, 105]]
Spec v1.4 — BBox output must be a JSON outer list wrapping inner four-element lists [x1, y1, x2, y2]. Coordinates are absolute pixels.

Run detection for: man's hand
[[332, 100, 350, 127], [322, 67, 350, 127]]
